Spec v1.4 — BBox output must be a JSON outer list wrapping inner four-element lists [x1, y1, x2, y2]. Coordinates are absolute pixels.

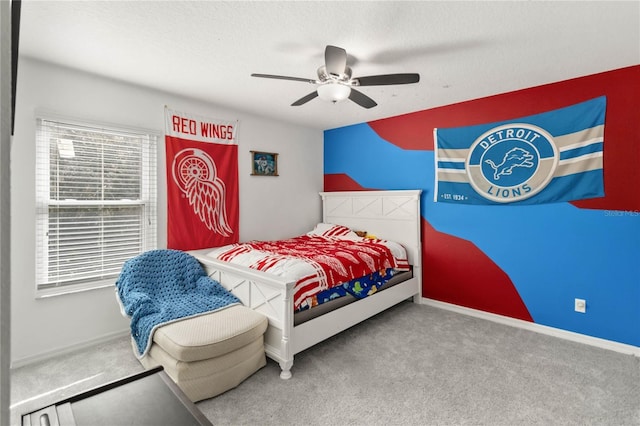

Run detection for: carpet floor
[[10, 301, 640, 425]]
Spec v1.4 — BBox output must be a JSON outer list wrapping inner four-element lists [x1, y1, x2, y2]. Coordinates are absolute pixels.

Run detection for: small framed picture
[[251, 151, 278, 176]]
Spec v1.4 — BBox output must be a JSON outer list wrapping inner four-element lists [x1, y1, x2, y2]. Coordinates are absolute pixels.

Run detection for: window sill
[[36, 280, 115, 299]]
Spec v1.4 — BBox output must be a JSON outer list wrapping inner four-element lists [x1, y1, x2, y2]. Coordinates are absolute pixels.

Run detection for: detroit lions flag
[[434, 96, 606, 205]]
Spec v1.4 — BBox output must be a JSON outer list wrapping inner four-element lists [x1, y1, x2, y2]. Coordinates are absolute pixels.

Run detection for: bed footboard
[[189, 249, 296, 379], [191, 249, 420, 380]]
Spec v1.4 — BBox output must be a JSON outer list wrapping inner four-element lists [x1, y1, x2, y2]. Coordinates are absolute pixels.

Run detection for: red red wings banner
[[165, 107, 239, 250]]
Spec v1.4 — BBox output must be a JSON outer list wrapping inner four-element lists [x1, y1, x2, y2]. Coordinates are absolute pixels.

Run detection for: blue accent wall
[[324, 68, 640, 348]]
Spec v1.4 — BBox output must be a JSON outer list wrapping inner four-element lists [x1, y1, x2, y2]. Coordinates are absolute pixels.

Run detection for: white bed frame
[[189, 190, 422, 379]]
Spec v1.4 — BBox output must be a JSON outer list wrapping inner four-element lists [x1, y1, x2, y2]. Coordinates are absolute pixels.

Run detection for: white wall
[[11, 57, 323, 366]]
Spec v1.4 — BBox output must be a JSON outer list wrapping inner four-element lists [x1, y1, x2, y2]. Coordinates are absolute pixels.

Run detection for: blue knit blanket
[[115, 249, 240, 358]]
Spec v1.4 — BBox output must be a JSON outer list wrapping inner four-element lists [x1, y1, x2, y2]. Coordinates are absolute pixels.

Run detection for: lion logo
[[484, 147, 535, 180], [466, 124, 558, 203]]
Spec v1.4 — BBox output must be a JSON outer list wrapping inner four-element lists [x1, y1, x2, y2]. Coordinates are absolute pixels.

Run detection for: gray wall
[[11, 57, 323, 365], [1, 2, 12, 423]]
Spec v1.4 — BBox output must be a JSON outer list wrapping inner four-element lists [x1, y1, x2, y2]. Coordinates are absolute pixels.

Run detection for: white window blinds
[[35, 117, 157, 294]]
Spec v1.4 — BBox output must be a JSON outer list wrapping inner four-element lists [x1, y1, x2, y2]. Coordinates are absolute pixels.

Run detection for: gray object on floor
[[20, 366, 211, 426]]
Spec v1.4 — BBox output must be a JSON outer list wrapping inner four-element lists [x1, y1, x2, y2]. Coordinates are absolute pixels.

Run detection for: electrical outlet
[[574, 298, 586, 313]]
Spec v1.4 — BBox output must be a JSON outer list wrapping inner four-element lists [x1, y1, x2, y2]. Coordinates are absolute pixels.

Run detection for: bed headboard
[[319, 190, 422, 267]]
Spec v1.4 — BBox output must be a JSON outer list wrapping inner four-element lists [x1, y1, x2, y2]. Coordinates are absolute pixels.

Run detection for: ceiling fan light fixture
[[251, 45, 419, 108], [317, 83, 351, 103]]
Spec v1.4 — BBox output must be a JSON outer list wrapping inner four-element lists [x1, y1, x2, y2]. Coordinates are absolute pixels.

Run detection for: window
[[35, 116, 157, 296]]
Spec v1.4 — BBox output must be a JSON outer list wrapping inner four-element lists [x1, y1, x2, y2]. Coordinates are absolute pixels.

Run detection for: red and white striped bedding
[[204, 224, 409, 311]]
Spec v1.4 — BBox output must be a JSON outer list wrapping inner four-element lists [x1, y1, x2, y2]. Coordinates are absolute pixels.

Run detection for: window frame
[[35, 113, 159, 298]]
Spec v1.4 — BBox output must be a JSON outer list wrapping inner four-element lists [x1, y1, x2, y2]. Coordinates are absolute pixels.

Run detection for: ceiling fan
[[251, 45, 420, 109]]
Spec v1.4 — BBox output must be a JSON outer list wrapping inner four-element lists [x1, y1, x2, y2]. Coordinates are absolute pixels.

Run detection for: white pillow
[[307, 223, 358, 239]]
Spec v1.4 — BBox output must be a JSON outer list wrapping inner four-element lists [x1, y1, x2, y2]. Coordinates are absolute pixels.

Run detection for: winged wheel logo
[[171, 148, 233, 236]]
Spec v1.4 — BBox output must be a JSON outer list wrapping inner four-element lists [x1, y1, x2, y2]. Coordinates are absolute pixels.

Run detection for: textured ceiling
[[19, 1, 640, 130]]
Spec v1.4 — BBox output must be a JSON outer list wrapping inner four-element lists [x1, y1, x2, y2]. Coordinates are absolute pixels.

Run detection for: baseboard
[[421, 298, 640, 357], [10, 330, 130, 369]]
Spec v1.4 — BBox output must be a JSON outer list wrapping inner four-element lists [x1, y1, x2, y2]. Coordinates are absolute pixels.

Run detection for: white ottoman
[[136, 305, 268, 402]]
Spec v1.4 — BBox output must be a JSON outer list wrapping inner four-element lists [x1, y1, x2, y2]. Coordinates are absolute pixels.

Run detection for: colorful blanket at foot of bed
[[295, 268, 396, 312]]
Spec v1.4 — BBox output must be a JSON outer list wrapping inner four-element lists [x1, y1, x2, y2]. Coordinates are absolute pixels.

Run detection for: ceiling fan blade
[[325, 45, 347, 77], [348, 89, 377, 109], [291, 91, 319, 106], [251, 73, 316, 84], [355, 73, 420, 86]]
